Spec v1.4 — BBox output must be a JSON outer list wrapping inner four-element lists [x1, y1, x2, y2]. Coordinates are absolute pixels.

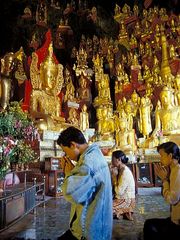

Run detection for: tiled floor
[[0, 187, 169, 240]]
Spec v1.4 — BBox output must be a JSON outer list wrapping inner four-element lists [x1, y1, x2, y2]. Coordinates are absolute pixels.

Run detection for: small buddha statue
[[30, 42, 64, 127], [96, 105, 115, 141], [64, 68, 75, 102], [145, 83, 153, 99], [131, 54, 141, 70], [133, 4, 139, 17], [77, 75, 91, 103], [152, 86, 180, 136], [67, 108, 79, 126], [115, 111, 129, 148], [169, 44, 177, 59], [122, 4, 131, 19], [118, 21, 128, 42], [94, 74, 111, 106], [143, 65, 153, 83], [123, 72, 130, 85], [14, 47, 27, 85], [130, 90, 140, 117], [129, 34, 138, 49], [124, 101, 134, 131], [0, 52, 15, 109], [115, 110, 136, 153], [139, 97, 153, 138], [116, 99, 123, 113], [134, 21, 141, 37], [80, 104, 89, 132], [152, 55, 160, 83]]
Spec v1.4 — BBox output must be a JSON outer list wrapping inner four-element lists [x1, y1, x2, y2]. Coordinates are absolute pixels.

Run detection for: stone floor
[[0, 187, 169, 240]]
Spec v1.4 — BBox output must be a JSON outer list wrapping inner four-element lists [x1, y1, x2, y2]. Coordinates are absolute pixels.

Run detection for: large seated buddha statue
[[151, 86, 180, 145], [30, 42, 64, 130]]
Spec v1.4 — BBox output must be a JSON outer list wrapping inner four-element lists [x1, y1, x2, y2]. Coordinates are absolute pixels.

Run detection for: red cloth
[[28, 29, 59, 69], [22, 80, 32, 112]]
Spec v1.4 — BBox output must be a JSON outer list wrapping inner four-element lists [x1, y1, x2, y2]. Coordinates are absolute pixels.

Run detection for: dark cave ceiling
[[0, 0, 179, 57]]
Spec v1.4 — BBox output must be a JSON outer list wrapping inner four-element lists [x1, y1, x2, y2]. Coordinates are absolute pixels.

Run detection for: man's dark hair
[[57, 127, 87, 147]]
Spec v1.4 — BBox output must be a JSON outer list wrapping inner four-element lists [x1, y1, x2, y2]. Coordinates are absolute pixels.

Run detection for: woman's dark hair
[[57, 127, 87, 147], [112, 150, 129, 164], [157, 141, 180, 164]]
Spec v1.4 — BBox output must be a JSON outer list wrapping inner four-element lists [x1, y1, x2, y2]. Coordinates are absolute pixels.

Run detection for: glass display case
[[44, 157, 62, 171], [46, 170, 64, 197], [135, 163, 154, 187]]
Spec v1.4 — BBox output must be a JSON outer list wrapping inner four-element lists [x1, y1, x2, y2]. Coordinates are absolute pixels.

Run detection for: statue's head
[[124, 101, 132, 114], [1, 52, 15, 76], [160, 86, 174, 107], [40, 42, 58, 89], [131, 90, 139, 104], [82, 104, 87, 111]]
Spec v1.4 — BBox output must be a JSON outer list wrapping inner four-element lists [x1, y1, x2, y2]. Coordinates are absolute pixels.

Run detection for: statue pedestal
[[40, 130, 63, 161]]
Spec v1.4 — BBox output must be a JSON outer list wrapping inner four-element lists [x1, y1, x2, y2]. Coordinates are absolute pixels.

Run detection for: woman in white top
[[143, 141, 180, 240], [111, 150, 135, 220]]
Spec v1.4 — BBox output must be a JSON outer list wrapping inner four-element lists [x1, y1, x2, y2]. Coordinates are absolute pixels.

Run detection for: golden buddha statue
[[116, 99, 123, 114], [152, 56, 160, 85], [131, 54, 141, 70], [122, 4, 131, 19], [64, 68, 75, 102], [130, 90, 140, 117], [96, 105, 115, 141], [77, 75, 91, 103], [133, 4, 139, 17], [0, 52, 15, 109], [115, 110, 137, 153], [67, 108, 79, 127], [124, 101, 134, 130], [152, 86, 180, 136], [118, 21, 128, 42], [94, 74, 112, 107], [14, 47, 27, 85], [80, 104, 89, 132], [30, 42, 64, 129], [114, 4, 122, 22], [143, 64, 153, 83], [139, 96, 153, 138], [134, 21, 141, 37], [145, 82, 153, 99], [129, 34, 137, 49], [169, 44, 177, 59]]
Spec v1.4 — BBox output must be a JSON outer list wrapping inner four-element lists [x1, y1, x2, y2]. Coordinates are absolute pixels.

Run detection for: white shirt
[[115, 165, 135, 199]]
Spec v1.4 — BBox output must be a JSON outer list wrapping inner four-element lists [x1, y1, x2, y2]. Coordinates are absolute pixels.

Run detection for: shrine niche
[[55, 18, 73, 50]]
